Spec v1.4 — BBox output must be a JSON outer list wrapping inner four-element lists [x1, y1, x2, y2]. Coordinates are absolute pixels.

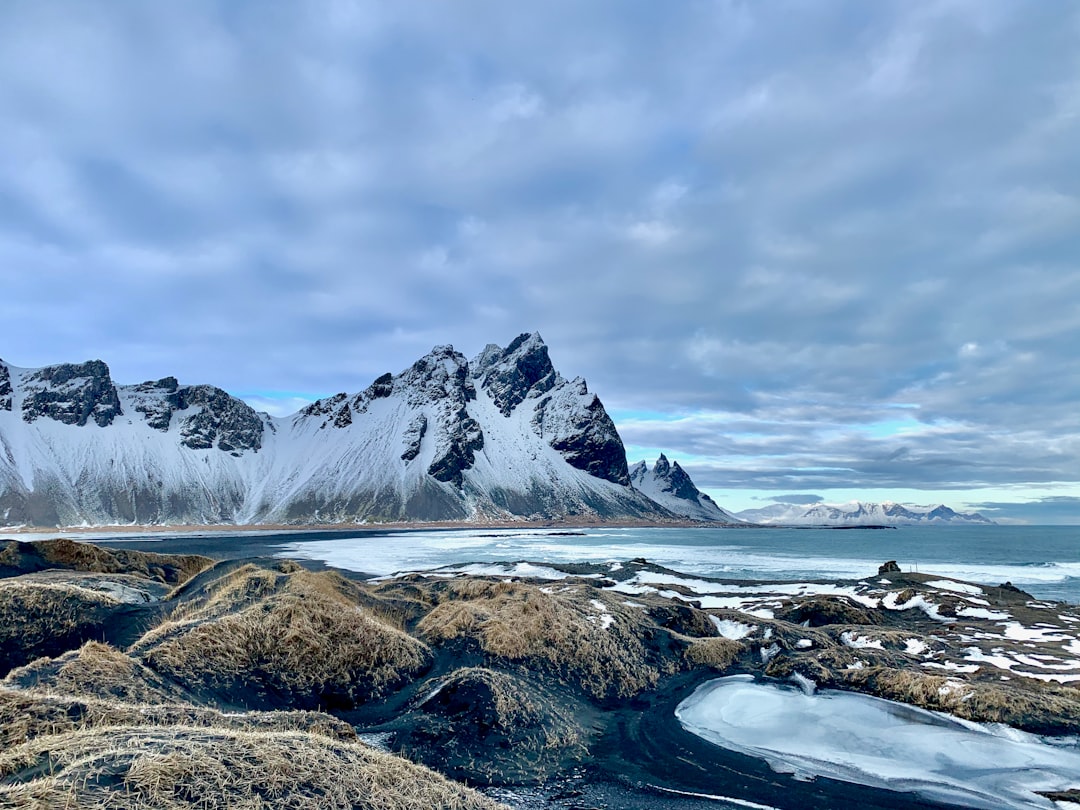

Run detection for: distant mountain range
[[734, 501, 995, 526], [0, 334, 730, 527]]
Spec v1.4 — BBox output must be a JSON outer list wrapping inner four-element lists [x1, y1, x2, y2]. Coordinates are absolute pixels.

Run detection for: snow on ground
[[841, 631, 883, 650], [926, 580, 985, 596], [709, 617, 755, 640], [956, 606, 1012, 621], [676, 676, 1080, 810], [904, 639, 929, 655]]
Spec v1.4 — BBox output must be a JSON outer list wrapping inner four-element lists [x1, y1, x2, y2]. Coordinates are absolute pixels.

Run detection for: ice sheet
[[676, 676, 1080, 810]]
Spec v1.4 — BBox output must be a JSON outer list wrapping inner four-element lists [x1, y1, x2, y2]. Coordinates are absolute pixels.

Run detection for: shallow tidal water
[[258, 524, 1080, 602]]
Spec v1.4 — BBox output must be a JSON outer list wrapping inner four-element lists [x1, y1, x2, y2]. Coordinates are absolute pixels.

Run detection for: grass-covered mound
[[416, 579, 679, 700], [0, 685, 356, 750], [398, 666, 590, 784], [3, 640, 193, 704], [0, 724, 506, 810], [135, 566, 431, 710], [0, 538, 211, 584], [0, 578, 120, 674]]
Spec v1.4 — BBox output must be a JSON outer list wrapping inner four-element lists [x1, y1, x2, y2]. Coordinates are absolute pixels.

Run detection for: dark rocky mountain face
[[171, 385, 264, 453], [479, 333, 631, 487], [533, 380, 631, 486], [647, 454, 700, 501], [130, 378, 264, 453], [0, 362, 11, 411], [475, 332, 558, 416], [21, 361, 122, 428]]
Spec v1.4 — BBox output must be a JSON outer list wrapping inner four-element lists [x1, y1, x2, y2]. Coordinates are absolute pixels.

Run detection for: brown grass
[[137, 570, 431, 709], [0, 725, 508, 810], [839, 666, 1080, 734], [0, 685, 356, 750], [418, 581, 659, 699], [0, 580, 118, 674], [684, 637, 743, 671], [35, 538, 212, 584], [4, 641, 191, 705]]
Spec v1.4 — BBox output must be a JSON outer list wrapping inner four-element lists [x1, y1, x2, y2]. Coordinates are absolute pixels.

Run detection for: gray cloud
[[967, 497, 1080, 526], [0, 1, 1077, 510], [764, 494, 824, 505]]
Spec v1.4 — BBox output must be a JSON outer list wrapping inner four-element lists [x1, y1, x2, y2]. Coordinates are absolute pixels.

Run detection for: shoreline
[[0, 517, 755, 537]]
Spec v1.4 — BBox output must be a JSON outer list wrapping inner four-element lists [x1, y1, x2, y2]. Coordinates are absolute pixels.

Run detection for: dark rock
[[369, 372, 394, 399], [477, 332, 557, 417], [132, 377, 182, 430], [0, 361, 11, 411], [332, 404, 352, 428], [300, 393, 347, 425], [401, 414, 427, 462], [878, 561, 901, 575], [167, 385, 264, 453], [20, 361, 122, 427], [536, 383, 631, 486], [427, 408, 484, 487]]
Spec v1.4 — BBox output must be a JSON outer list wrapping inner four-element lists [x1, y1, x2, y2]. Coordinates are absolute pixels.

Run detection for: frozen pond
[[675, 676, 1080, 809]]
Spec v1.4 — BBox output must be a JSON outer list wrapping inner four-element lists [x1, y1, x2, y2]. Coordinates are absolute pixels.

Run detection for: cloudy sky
[[1, 1, 1078, 523]]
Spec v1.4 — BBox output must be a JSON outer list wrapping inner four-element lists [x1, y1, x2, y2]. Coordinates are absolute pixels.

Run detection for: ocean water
[[262, 524, 1080, 603]]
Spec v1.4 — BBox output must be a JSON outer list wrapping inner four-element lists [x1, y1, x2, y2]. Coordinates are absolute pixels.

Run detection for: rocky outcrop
[[171, 385, 264, 453], [130, 379, 264, 453], [533, 379, 630, 485], [0, 362, 11, 412], [20, 361, 122, 428], [474, 332, 558, 417], [630, 454, 739, 523]]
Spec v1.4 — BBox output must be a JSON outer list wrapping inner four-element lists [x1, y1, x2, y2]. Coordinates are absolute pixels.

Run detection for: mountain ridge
[[734, 500, 995, 526], [0, 335, 703, 528]]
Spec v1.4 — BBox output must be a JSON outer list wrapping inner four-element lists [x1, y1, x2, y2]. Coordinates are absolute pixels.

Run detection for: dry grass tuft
[[4, 641, 190, 705], [684, 637, 743, 671], [0, 581, 118, 675], [137, 571, 431, 709], [0, 725, 507, 810], [34, 538, 212, 584], [840, 666, 1080, 735], [0, 685, 356, 750], [418, 581, 659, 699]]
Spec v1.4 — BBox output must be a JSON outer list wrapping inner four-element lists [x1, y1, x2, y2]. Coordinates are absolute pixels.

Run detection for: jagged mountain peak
[[473, 331, 558, 418], [0, 360, 12, 412], [630, 454, 739, 523]]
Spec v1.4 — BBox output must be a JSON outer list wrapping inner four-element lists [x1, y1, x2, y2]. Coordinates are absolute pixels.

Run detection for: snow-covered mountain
[[0, 334, 690, 527], [629, 455, 740, 523], [735, 501, 994, 526]]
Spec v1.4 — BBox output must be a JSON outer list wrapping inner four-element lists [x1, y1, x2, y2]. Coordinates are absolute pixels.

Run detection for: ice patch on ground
[[676, 676, 1080, 810], [709, 617, 754, 640]]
